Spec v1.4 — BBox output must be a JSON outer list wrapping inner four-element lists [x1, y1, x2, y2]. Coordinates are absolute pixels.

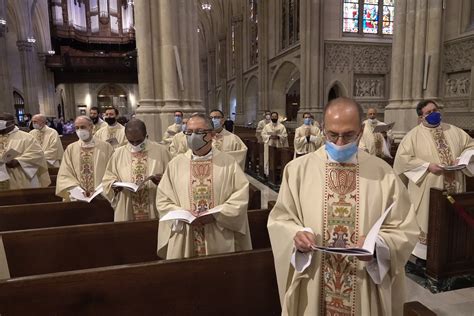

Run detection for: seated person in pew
[[261, 112, 289, 175], [156, 113, 252, 259], [162, 111, 185, 146], [169, 117, 188, 157], [359, 107, 393, 159], [210, 109, 248, 170], [394, 100, 474, 260], [94, 107, 128, 149], [268, 97, 419, 316], [56, 116, 114, 201], [102, 119, 172, 221], [0, 112, 50, 191], [30, 114, 64, 168], [255, 110, 271, 143], [293, 112, 323, 158]]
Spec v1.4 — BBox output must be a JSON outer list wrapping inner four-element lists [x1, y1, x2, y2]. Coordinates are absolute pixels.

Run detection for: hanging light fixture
[[27, 37, 36, 43], [0, 19, 6, 25], [201, 2, 211, 11]]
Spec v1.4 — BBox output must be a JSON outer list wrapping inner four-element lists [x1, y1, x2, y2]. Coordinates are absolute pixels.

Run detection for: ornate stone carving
[[445, 77, 470, 97], [16, 40, 35, 52], [444, 38, 474, 73], [325, 42, 391, 74], [354, 77, 384, 97]]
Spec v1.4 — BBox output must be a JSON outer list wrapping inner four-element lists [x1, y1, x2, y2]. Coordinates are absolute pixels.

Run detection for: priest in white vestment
[[293, 112, 323, 157], [103, 119, 172, 221], [162, 111, 184, 145], [394, 100, 474, 260], [169, 118, 188, 157], [94, 107, 127, 149], [255, 110, 271, 143], [261, 112, 289, 175], [210, 109, 248, 170], [90, 106, 107, 135], [0, 113, 51, 190], [156, 113, 252, 259], [30, 114, 64, 167], [56, 116, 114, 201], [268, 98, 419, 316], [359, 107, 393, 158]]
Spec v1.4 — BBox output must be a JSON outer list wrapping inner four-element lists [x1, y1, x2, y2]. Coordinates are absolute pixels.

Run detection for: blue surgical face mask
[[325, 141, 358, 162], [212, 118, 222, 129], [425, 112, 441, 126], [304, 118, 312, 126], [175, 116, 183, 124]]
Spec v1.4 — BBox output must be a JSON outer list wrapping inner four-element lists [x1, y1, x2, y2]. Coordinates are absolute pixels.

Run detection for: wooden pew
[[48, 167, 59, 176], [0, 249, 281, 315], [1, 209, 271, 277], [248, 183, 262, 211], [60, 134, 78, 149], [258, 142, 266, 179], [0, 199, 114, 232], [426, 188, 474, 292], [268, 146, 294, 187], [404, 301, 436, 316], [0, 187, 61, 206]]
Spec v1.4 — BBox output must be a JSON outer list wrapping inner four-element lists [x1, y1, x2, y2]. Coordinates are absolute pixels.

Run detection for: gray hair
[[189, 113, 214, 129], [33, 114, 46, 123], [75, 115, 93, 126]]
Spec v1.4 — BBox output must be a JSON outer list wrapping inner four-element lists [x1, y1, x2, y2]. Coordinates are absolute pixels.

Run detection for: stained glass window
[[249, 0, 258, 66], [343, 0, 394, 35], [281, 0, 300, 50]]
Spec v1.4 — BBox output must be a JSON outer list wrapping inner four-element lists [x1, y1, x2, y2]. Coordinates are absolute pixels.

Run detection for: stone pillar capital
[[16, 40, 35, 52]]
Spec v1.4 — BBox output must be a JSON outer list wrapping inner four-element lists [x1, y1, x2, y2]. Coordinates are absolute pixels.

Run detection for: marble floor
[[247, 175, 474, 315]]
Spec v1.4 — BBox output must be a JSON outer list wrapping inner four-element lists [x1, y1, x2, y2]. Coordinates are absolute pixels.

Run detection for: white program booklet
[[373, 122, 395, 133], [112, 176, 154, 192], [440, 149, 474, 171], [0, 148, 20, 164], [312, 202, 395, 256], [159, 206, 223, 224], [69, 183, 104, 203]]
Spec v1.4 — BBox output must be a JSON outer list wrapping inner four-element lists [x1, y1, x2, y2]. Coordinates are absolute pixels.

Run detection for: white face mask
[[265, 115, 271, 120], [130, 140, 146, 152], [76, 129, 91, 141], [0, 120, 7, 130], [33, 123, 43, 130]]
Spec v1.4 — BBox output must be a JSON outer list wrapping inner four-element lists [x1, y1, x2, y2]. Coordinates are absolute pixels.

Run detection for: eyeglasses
[[210, 116, 222, 119], [323, 130, 359, 143], [184, 129, 213, 136]]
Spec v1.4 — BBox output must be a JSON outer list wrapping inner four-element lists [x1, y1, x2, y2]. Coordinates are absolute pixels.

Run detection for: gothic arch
[[326, 80, 348, 103], [244, 75, 258, 124], [270, 61, 300, 117]]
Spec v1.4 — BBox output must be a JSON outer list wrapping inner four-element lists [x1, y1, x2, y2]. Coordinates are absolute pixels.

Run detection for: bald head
[[32, 114, 47, 129], [75, 116, 93, 126], [367, 107, 377, 120], [323, 97, 363, 146], [125, 119, 147, 146]]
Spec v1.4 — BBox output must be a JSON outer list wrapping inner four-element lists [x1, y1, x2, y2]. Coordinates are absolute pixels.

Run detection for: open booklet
[[0, 148, 20, 164], [159, 206, 223, 224], [439, 149, 474, 171], [373, 122, 395, 133], [69, 183, 104, 203], [311, 202, 395, 256], [112, 176, 155, 192]]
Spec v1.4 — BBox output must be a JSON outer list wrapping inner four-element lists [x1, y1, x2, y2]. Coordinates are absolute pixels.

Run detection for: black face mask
[[90, 117, 99, 124], [105, 117, 116, 125], [271, 118, 278, 124]]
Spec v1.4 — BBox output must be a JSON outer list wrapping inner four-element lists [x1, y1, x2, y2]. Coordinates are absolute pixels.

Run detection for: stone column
[[207, 49, 216, 111], [134, 0, 203, 141], [0, 9, 12, 113], [299, 0, 322, 122], [16, 40, 40, 115], [257, 0, 269, 116], [217, 37, 227, 112], [233, 15, 245, 125], [386, 0, 444, 140]]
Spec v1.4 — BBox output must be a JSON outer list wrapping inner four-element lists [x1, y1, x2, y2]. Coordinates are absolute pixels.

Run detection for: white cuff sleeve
[[309, 135, 318, 143], [18, 161, 39, 179], [365, 236, 390, 285], [290, 227, 314, 273], [404, 163, 429, 184]]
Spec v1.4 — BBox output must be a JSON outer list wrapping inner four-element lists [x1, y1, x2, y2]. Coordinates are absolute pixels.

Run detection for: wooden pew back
[[0, 187, 61, 206], [0, 249, 281, 315], [0, 199, 114, 232], [2, 209, 271, 278]]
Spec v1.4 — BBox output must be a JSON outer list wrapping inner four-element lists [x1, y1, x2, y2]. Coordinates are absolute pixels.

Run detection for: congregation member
[[30, 114, 64, 167], [268, 97, 419, 316], [169, 117, 188, 157], [394, 100, 474, 260], [102, 119, 171, 221], [293, 112, 323, 157], [89, 106, 107, 135], [162, 111, 184, 145], [210, 109, 248, 170], [94, 107, 127, 148], [255, 110, 271, 143], [261, 111, 288, 175], [359, 107, 393, 158], [56, 116, 113, 201], [0, 112, 50, 190], [156, 113, 252, 259]]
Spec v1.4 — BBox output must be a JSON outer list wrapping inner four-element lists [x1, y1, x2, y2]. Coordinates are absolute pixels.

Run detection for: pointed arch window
[[343, 0, 394, 35], [249, 0, 259, 66], [281, 0, 300, 50]]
